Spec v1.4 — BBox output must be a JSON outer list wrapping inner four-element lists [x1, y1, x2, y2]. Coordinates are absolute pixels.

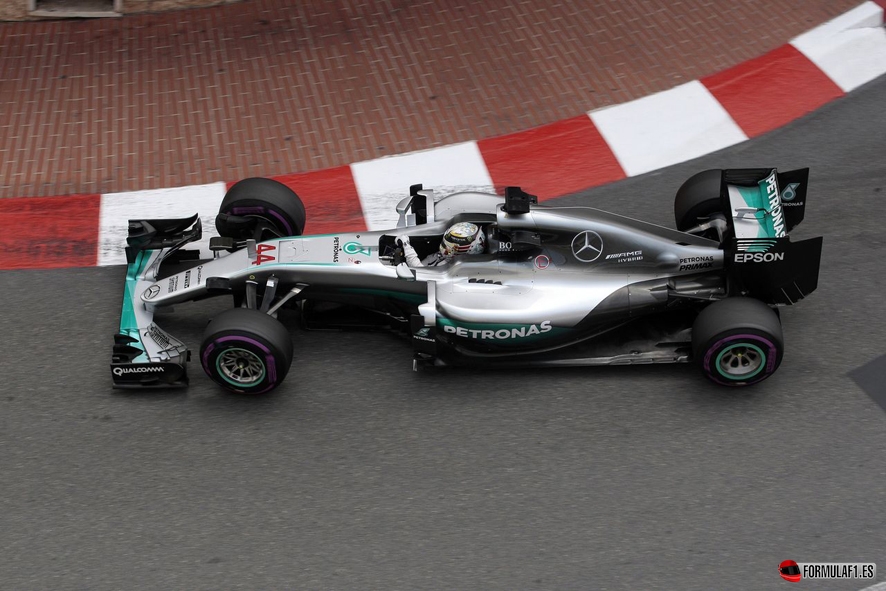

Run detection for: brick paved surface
[[0, 0, 862, 199]]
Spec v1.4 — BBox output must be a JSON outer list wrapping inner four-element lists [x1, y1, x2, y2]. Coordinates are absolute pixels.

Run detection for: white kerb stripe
[[588, 80, 748, 178], [791, 1, 886, 92], [351, 141, 494, 231], [98, 182, 227, 266]]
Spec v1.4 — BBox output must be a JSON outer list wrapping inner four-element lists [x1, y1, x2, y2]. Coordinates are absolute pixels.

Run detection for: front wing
[[110, 215, 202, 388]]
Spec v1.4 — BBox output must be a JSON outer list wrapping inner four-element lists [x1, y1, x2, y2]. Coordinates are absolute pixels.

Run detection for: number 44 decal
[[252, 243, 276, 266]]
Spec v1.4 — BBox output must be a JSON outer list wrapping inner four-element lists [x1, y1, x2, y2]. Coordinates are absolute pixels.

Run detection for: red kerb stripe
[[478, 115, 626, 201], [0, 194, 100, 270], [702, 44, 843, 138]]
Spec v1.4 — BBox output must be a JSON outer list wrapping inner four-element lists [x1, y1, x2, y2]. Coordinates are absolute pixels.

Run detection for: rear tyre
[[674, 169, 722, 231], [200, 308, 294, 394], [216, 177, 306, 240], [692, 298, 784, 387]]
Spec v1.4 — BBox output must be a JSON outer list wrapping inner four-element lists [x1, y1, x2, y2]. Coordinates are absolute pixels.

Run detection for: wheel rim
[[216, 347, 266, 386], [715, 343, 765, 380]]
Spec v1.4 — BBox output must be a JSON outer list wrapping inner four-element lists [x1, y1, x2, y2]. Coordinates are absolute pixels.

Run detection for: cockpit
[[378, 185, 543, 267]]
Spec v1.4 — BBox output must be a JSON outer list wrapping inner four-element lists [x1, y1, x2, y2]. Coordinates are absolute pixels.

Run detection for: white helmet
[[440, 222, 486, 256]]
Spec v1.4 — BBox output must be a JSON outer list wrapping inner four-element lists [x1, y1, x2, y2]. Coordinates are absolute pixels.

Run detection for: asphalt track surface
[[2, 77, 885, 591]]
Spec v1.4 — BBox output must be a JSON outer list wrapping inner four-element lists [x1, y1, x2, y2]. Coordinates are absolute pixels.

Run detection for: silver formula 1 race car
[[111, 167, 822, 393]]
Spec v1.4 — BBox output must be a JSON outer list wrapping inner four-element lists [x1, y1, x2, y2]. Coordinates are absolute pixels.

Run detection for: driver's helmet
[[440, 222, 486, 257]]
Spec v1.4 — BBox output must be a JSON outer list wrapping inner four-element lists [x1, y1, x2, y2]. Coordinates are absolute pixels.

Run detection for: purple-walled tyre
[[216, 177, 307, 241], [692, 298, 784, 387], [200, 308, 294, 394]]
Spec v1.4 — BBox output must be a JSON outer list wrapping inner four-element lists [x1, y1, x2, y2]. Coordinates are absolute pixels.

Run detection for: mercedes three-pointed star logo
[[571, 230, 603, 262]]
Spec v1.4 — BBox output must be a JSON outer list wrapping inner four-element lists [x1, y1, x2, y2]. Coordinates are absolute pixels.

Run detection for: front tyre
[[200, 308, 294, 394], [217, 177, 307, 240], [692, 298, 784, 387]]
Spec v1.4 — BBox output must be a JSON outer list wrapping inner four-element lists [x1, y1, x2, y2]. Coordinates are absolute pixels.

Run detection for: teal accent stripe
[[756, 175, 778, 238], [735, 185, 770, 239], [734, 172, 781, 239], [119, 250, 150, 362]]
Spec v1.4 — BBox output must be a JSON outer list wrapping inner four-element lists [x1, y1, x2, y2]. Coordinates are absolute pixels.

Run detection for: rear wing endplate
[[727, 236, 823, 305]]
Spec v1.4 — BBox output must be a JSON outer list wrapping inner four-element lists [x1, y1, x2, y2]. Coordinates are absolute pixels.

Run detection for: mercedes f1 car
[[111, 167, 822, 393]]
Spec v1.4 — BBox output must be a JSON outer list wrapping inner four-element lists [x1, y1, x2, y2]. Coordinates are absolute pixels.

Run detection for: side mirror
[[396, 196, 415, 228], [396, 196, 414, 215], [396, 262, 416, 281]]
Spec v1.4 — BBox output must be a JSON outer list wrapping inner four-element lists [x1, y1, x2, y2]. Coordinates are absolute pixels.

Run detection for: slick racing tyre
[[216, 177, 307, 240], [692, 298, 784, 387], [200, 308, 294, 394], [674, 169, 722, 232]]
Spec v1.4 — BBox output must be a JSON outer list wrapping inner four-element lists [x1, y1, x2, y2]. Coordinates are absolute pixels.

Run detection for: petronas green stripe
[[736, 184, 776, 239], [120, 250, 150, 363]]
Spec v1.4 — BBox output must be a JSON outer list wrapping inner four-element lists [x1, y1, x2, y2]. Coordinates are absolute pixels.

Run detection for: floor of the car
[[299, 300, 410, 332], [441, 311, 697, 367]]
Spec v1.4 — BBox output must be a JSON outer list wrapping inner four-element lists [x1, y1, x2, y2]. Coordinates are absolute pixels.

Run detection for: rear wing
[[722, 168, 808, 239], [718, 167, 821, 305]]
